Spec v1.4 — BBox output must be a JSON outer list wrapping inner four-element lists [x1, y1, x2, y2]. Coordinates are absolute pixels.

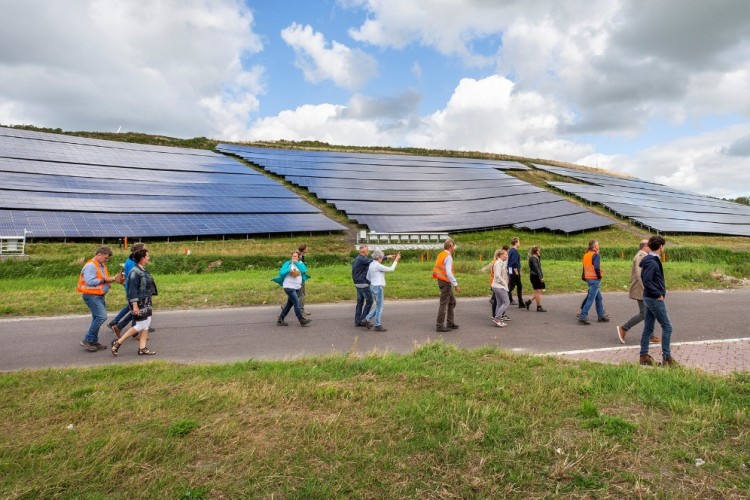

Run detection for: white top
[[282, 264, 303, 289], [366, 260, 398, 287], [491, 260, 509, 291], [444, 254, 458, 287]]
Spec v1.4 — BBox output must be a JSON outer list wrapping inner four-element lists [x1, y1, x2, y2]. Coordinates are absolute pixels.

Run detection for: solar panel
[[0, 127, 346, 238], [219, 144, 613, 233], [539, 163, 750, 236]]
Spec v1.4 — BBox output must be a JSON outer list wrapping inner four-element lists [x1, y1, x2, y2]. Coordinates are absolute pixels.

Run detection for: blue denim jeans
[[111, 303, 134, 330], [280, 287, 303, 321], [641, 296, 673, 358], [355, 286, 374, 325], [580, 279, 604, 320], [82, 294, 107, 343], [365, 285, 384, 327]]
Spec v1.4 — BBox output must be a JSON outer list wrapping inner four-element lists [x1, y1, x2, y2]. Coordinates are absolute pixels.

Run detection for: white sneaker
[[492, 318, 506, 327]]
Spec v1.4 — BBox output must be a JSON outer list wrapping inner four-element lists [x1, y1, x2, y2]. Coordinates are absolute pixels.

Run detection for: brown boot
[[639, 354, 657, 366]]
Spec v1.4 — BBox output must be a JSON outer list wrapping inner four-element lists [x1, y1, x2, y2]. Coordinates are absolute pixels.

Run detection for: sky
[[1, 0, 749, 198]]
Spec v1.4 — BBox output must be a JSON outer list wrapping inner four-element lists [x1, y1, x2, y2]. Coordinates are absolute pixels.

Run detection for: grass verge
[[1, 342, 748, 497], [0, 260, 745, 317]]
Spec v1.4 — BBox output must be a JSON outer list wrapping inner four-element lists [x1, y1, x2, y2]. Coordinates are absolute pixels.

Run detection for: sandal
[[111, 339, 121, 356], [137, 347, 156, 356]]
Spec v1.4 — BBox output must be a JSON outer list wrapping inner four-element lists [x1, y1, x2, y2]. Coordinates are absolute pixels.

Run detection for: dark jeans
[[489, 288, 496, 315], [621, 300, 644, 332], [508, 273, 523, 303], [280, 287, 303, 321], [641, 297, 673, 358], [436, 280, 456, 327], [355, 286, 373, 325], [111, 303, 134, 330]]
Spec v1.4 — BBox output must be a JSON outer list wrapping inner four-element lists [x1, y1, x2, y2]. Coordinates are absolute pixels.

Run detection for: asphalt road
[[1, 289, 748, 372]]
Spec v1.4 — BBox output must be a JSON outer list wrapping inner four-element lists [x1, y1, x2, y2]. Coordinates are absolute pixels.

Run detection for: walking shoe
[[536, 307, 547, 312], [492, 318, 506, 327], [80, 340, 98, 352], [436, 325, 449, 332], [374, 325, 387, 332], [639, 354, 657, 366], [303, 310, 312, 316], [109, 323, 121, 337], [447, 323, 459, 330], [501, 314, 511, 321], [578, 317, 591, 325], [518, 303, 527, 309], [277, 317, 288, 326], [92, 342, 107, 350], [111, 339, 121, 356], [650, 336, 661, 343], [616, 325, 626, 344], [662, 355, 679, 367], [148, 327, 156, 333], [524, 299, 532, 310], [299, 317, 312, 326], [137, 347, 156, 355], [597, 316, 610, 322]]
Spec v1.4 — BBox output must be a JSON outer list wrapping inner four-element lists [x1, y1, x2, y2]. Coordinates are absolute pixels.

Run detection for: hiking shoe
[[662, 355, 679, 367], [374, 325, 387, 332], [111, 339, 121, 356], [80, 340, 98, 352], [616, 325, 626, 344], [650, 336, 660, 343], [137, 347, 156, 356], [299, 317, 311, 326], [524, 299, 532, 310], [536, 307, 547, 312], [92, 342, 107, 350], [277, 318, 288, 326], [639, 354, 657, 366], [109, 323, 121, 337], [597, 316, 610, 322], [578, 317, 591, 325], [436, 326, 449, 332], [448, 323, 459, 330]]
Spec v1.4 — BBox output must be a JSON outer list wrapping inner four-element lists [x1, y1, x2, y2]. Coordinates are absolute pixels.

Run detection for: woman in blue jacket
[[272, 250, 311, 327]]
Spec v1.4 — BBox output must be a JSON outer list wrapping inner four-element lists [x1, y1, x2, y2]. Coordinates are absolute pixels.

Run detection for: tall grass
[[1, 343, 748, 497]]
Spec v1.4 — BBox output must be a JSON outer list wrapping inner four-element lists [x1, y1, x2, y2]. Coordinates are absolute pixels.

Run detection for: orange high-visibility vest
[[582, 251, 602, 280], [76, 259, 109, 295], [488, 258, 497, 286], [432, 250, 451, 282]]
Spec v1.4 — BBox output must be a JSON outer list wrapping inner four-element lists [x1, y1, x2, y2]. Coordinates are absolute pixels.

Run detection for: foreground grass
[[1, 343, 748, 498], [0, 260, 744, 317]]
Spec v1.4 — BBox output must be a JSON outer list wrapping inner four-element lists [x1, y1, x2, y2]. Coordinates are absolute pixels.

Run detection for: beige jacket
[[628, 249, 648, 300]]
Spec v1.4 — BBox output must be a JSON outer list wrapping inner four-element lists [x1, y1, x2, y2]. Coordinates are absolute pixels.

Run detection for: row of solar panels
[[0, 127, 346, 237], [536, 165, 750, 236], [220, 144, 615, 234]]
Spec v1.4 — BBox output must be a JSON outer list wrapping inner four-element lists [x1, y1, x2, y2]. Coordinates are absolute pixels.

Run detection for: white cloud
[[280, 23, 377, 90], [606, 124, 750, 198], [0, 0, 263, 138]]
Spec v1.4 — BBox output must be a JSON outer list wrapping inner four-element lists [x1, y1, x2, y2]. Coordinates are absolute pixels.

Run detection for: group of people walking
[[78, 234, 677, 367], [77, 244, 158, 357]]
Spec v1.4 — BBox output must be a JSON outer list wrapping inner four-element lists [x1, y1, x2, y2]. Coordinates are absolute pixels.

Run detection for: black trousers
[[508, 273, 523, 303]]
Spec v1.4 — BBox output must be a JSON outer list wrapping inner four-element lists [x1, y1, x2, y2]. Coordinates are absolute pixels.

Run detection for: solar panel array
[[0, 127, 345, 238], [218, 144, 615, 234], [536, 164, 750, 236]]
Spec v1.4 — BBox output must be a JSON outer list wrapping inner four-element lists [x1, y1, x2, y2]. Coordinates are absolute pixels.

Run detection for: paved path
[[1, 289, 749, 374]]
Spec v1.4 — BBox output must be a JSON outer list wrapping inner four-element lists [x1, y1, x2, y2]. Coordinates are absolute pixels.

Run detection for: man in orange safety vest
[[432, 239, 461, 332]]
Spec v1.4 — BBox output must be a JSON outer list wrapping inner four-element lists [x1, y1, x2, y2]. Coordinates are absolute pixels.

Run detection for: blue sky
[[1, 0, 749, 198]]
